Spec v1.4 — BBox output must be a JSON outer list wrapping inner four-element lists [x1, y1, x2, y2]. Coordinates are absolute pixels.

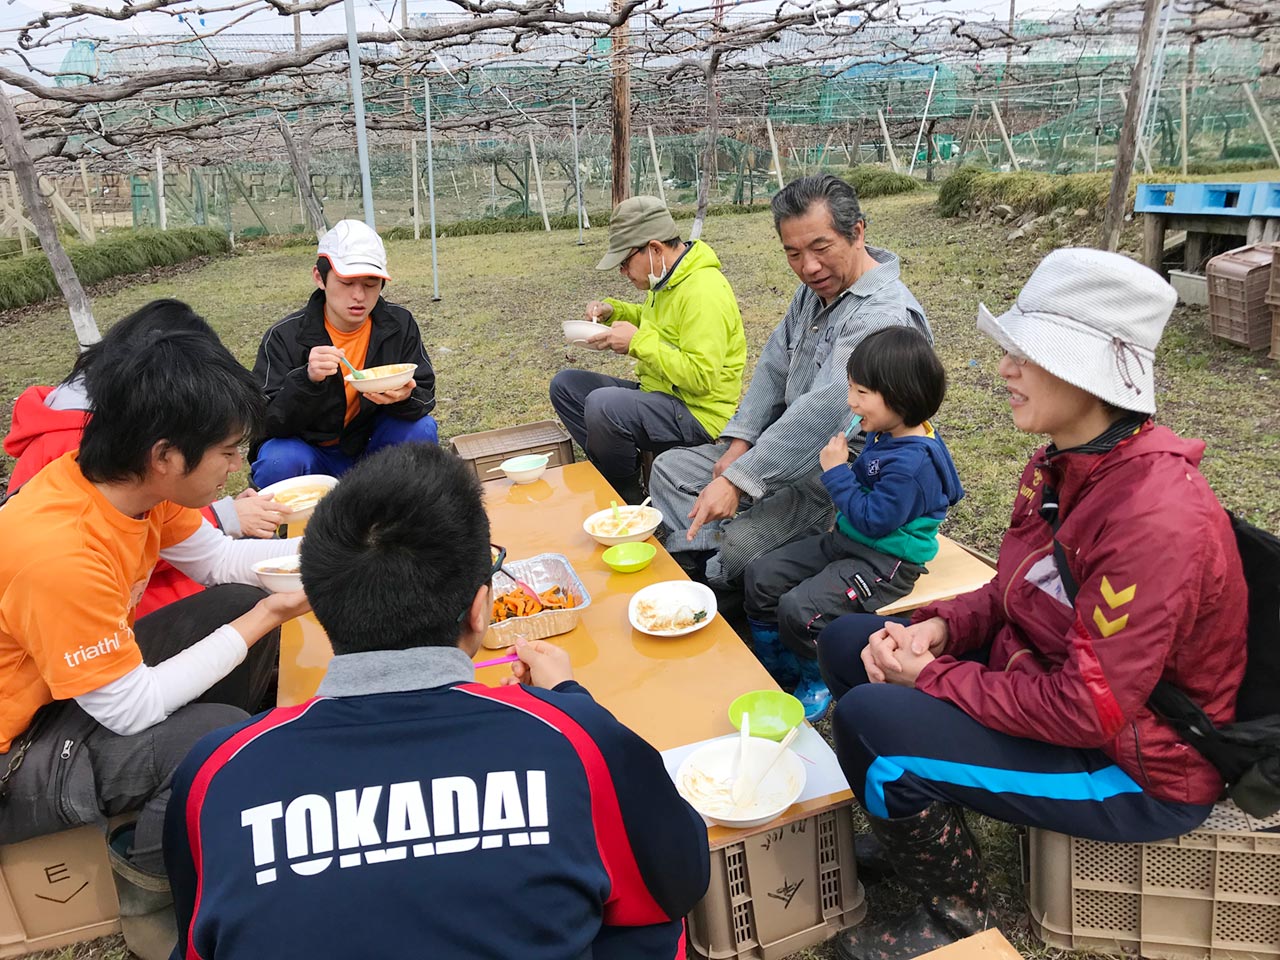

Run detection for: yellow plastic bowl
[[601, 541, 657, 573]]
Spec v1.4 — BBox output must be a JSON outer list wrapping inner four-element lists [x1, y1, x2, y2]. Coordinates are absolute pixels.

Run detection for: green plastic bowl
[[729, 690, 805, 742], [601, 541, 657, 573]]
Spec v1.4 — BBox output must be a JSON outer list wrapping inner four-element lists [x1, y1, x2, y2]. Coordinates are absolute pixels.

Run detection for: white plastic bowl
[[675, 736, 806, 829], [497, 454, 549, 484], [257, 474, 340, 524], [345, 362, 416, 394], [582, 505, 663, 546], [563, 319, 607, 347], [253, 554, 303, 593]]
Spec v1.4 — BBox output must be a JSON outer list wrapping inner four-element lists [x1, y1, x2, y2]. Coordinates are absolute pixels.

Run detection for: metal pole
[[411, 139, 421, 241], [647, 125, 665, 203], [908, 65, 939, 176], [424, 77, 440, 301], [343, 0, 376, 227], [572, 98, 585, 246], [1094, 77, 1103, 172], [155, 145, 168, 230]]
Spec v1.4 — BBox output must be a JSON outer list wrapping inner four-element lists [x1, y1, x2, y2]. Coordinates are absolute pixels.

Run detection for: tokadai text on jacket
[[253, 288, 436, 458], [602, 239, 747, 439], [910, 421, 1247, 806], [164, 650, 710, 960]]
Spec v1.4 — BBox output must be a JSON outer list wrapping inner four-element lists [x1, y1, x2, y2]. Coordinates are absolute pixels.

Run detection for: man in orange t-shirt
[[250, 219, 437, 488], [0, 321, 308, 958]]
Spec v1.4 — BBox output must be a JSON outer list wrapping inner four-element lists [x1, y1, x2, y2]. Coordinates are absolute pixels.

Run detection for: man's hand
[[363, 379, 416, 405], [256, 589, 311, 634], [686, 475, 741, 540], [587, 321, 638, 355], [307, 345, 348, 383], [819, 433, 849, 472], [501, 637, 574, 689], [585, 300, 614, 323], [712, 438, 752, 479], [233, 489, 290, 539]]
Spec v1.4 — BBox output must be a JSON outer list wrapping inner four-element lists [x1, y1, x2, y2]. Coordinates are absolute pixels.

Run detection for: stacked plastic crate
[[1206, 245, 1275, 351], [1269, 242, 1280, 360]]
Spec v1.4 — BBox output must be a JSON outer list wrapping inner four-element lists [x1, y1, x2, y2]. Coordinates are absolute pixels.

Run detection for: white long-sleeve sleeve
[[160, 520, 299, 586], [74, 625, 249, 736]]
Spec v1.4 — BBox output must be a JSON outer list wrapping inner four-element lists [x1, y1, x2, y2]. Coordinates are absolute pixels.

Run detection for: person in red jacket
[[815, 249, 1248, 960], [3, 301, 288, 617]]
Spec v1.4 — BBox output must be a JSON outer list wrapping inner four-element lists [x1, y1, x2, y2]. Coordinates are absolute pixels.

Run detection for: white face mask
[[647, 248, 668, 290]]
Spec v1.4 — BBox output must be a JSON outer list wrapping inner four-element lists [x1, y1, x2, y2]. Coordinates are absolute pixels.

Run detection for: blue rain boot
[[747, 619, 799, 688], [794, 655, 832, 721]]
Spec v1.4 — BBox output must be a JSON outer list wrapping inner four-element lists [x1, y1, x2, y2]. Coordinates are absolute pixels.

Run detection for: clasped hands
[[860, 617, 948, 688]]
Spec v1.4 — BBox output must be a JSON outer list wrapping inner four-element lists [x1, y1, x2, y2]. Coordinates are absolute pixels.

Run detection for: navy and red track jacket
[[164, 679, 710, 959]]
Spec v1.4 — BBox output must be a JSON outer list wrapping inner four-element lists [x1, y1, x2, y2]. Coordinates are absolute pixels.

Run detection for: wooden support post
[[528, 132, 551, 232], [1143, 212, 1168, 277], [957, 104, 978, 161], [1102, 0, 1161, 253], [78, 160, 96, 242], [1241, 83, 1280, 167], [1179, 81, 1189, 175], [609, 0, 631, 206], [38, 177, 93, 242], [876, 110, 900, 173], [3, 175, 31, 254], [154, 146, 167, 230], [989, 100, 1021, 172], [647, 126, 665, 203], [411, 139, 421, 241], [225, 168, 271, 233], [766, 117, 785, 188], [0, 89, 98, 344]]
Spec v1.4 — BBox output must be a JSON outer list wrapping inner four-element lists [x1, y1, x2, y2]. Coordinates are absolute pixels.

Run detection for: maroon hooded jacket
[[912, 422, 1247, 805]]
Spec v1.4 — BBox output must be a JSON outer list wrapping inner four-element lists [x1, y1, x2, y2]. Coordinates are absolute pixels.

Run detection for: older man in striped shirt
[[649, 174, 931, 589]]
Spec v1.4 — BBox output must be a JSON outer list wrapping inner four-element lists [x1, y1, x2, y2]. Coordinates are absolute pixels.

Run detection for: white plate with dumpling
[[628, 581, 718, 637]]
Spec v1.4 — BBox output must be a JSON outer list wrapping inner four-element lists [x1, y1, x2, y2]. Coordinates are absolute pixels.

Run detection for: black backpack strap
[[1040, 482, 1080, 604]]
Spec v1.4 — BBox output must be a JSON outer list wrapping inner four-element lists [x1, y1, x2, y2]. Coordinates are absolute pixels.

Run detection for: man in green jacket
[[550, 196, 747, 503]]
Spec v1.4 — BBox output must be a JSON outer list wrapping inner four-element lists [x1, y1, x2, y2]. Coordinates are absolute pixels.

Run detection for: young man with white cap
[[251, 219, 437, 488], [550, 195, 746, 504], [814, 249, 1247, 960]]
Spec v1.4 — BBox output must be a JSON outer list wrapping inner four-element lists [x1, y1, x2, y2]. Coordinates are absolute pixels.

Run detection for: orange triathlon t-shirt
[[324, 313, 372, 427], [0, 452, 203, 752]]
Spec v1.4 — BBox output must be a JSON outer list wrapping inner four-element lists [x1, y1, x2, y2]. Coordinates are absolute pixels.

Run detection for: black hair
[[846, 327, 946, 428], [66, 299, 218, 387], [301, 444, 492, 654], [771, 174, 866, 241], [316, 257, 385, 289], [78, 325, 264, 483]]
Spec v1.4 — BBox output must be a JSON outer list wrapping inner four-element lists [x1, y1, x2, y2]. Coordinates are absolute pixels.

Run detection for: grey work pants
[[549, 370, 712, 483], [0, 583, 279, 875], [648, 442, 836, 588]]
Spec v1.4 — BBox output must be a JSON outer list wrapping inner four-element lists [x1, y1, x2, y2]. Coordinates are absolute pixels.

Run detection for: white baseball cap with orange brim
[[317, 219, 391, 282]]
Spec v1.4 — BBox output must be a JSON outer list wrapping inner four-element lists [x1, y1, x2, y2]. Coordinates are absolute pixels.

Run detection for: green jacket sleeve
[[625, 276, 735, 397], [603, 298, 643, 325]]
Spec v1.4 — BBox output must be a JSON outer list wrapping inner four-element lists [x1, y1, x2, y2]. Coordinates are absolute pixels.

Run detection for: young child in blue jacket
[[744, 327, 963, 720]]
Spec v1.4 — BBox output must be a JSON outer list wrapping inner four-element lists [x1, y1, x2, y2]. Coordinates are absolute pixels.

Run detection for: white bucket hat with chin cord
[[976, 247, 1176, 415]]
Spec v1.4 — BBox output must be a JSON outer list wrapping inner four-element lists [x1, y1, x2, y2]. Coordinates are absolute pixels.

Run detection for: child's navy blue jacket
[[164, 675, 709, 960], [821, 428, 964, 563]]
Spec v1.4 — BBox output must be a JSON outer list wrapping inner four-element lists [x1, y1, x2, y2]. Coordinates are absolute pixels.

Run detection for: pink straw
[[473, 652, 520, 669]]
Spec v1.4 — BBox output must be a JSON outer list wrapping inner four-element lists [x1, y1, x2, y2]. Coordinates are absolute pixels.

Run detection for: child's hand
[[819, 434, 849, 471]]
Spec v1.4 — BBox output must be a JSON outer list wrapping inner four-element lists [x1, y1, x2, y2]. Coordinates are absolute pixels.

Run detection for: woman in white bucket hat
[[814, 249, 1249, 960]]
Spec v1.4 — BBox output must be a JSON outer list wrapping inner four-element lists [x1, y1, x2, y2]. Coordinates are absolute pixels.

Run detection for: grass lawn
[[3, 191, 1277, 960]]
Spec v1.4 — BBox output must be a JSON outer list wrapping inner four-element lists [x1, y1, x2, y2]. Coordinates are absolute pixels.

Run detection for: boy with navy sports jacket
[[745, 327, 963, 721], [164, 443, 709, 959]]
